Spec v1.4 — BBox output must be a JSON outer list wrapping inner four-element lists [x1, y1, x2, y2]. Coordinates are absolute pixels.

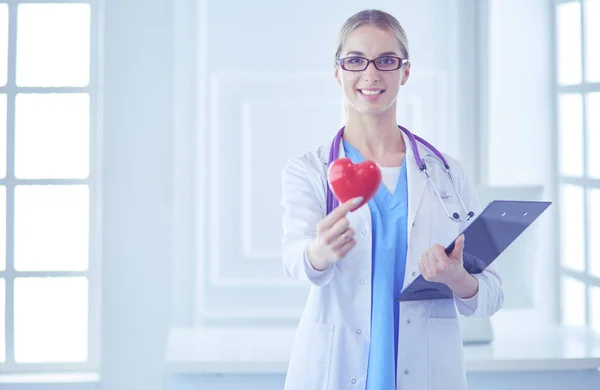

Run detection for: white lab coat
[[280, 130, 504, 390]]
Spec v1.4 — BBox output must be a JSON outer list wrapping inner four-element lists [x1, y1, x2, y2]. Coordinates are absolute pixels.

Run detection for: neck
[[343, 108, 406, 163]]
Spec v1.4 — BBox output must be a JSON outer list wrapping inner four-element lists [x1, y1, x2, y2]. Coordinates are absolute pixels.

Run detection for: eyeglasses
[[337, 55, 408, 72]]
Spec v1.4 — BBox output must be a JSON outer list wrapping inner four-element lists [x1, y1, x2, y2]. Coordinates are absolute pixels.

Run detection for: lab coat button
[[356, 329, 361, 334], [359, 279, 364, 285], [404, 369, 409, 375], [411, 271, 417, 277], [406, 319, 411, 324], [361, 229, 367, 236], [351, 378, 357, 384]]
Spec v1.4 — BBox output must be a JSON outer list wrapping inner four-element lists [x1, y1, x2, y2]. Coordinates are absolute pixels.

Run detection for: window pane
[[0, 4, 8, 86], [560, 184, 585, 272], [589, 188, 600, 278], [559, 94, 584, 177], [561, 276, 586, 327], [14, 185, 89, 271], [14, 277, 88, 363], [0, 278, 4, 363], [0, 186, 5, 271], [15, 93, 89, 179], [587, 93, 600, 179], [0, 94, 5, 178], [557, 2, 583, 85], [591, 286, 600, 333], [16, 4, 90, 87], [584, 0, 600, 82]]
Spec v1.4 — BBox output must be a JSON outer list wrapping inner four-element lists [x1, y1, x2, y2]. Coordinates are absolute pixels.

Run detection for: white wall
[[0, 0, 579, 389], [483, 0, 559, 327], [100, 0, 175, 389], [95, 1, 564, 390], [487, 0, 553, 187]]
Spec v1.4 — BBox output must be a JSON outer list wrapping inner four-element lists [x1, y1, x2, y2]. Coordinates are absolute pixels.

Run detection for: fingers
[[418, 255, 426, 276], [322, 217, 350, 245], [322, 218, 355, 258], [331, 235, 356, 260], [420, 251, 433, 277], [431, 244, 446, 262], [312, 197, 363, 266], [420, 242, 464, 284], [449, 234, 465, 259], [420, 249, 445, 279], [330, 228, 355, 250], [318, 196, 363, 231]]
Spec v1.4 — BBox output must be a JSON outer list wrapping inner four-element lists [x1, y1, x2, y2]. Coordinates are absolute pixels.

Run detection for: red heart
[[328, 158, 382, 210]]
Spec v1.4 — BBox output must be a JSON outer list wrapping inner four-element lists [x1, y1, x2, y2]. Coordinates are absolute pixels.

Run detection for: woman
[[280, 9, 503, 390]]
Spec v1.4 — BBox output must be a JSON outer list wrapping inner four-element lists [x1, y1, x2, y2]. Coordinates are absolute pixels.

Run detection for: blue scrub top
[[343, 140, 409, 389]]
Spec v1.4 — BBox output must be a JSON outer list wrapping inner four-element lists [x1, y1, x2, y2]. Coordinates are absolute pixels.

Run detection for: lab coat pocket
[[426, 317, 467, 390], [284, 316, 334, 390]]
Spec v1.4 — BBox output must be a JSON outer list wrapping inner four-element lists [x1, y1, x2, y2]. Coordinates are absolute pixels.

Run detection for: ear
[[334, 64, 342, 86], [400, 62, 411, 85]]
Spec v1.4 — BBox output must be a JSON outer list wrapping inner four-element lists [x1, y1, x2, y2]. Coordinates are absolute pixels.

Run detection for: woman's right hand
[[306, 196, 364, 271]]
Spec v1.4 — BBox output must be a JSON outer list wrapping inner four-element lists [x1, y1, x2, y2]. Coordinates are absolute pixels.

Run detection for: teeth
[[361, 90, 383, 95]]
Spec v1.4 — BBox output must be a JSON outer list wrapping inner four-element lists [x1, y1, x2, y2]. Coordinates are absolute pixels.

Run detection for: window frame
[[0, 0, 102, 374], [553, 0, 600, 328]]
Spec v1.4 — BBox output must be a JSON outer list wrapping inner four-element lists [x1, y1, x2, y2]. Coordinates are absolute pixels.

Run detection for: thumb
[[450, 234, 465, 259]]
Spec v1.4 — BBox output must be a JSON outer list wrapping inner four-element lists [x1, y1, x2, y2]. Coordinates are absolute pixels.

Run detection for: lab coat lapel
[[402, 130, 427, 239]]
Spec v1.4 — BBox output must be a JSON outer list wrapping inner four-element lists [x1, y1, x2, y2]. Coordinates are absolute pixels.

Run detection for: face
[[334, 24, 410, 117]]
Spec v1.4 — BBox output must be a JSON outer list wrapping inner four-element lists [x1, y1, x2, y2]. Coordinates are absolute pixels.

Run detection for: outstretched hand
[[306, 196, 363, 271]]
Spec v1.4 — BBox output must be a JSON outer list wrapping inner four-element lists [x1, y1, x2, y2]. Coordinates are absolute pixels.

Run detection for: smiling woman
[[280, 8, 503, 390]]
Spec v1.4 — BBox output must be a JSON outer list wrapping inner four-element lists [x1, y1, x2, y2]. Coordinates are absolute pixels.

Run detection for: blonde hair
[[334, 9, 409, 65]]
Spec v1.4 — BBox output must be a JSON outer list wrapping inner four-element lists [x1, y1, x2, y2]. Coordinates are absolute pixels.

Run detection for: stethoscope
[[326, 125, 475, 223]]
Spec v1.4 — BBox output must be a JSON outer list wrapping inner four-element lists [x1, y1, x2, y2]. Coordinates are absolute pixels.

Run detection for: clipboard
[[396, 200, 552, 302]]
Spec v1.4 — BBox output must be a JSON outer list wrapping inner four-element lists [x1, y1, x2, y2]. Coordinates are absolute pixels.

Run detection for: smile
[[359, 89, 385, 95]]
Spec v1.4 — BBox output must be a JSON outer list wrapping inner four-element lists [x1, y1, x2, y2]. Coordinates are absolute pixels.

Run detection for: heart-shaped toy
[[328, 158, 382, 210]]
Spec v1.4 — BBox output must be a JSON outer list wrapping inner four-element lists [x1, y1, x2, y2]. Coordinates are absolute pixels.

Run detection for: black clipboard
[[397, 200, 551, 302]]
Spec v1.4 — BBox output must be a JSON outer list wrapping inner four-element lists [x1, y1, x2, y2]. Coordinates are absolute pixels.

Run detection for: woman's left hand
[[418, 234, 479, 299], [418, 234, 466, 286]]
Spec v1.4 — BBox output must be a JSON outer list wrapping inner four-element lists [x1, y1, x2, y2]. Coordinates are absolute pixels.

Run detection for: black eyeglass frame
[[337, 55, 409, 72]]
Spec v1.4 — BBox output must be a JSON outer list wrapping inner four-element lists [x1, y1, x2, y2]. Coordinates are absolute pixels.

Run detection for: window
[[0, 0, 100, 373], [555, 0, 600, 331]]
